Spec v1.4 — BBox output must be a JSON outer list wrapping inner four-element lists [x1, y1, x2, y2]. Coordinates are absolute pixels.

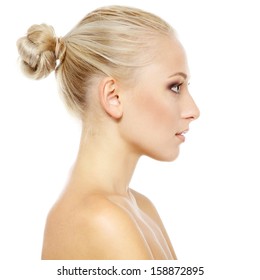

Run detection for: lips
[[175, 129, 189, 142]]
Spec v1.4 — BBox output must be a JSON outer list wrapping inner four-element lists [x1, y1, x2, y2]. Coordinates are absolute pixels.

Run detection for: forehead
[[149, 36, 189, 78]]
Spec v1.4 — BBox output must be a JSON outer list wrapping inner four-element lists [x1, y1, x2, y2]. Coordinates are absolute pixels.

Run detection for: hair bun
[[17, 24, 59, 79]]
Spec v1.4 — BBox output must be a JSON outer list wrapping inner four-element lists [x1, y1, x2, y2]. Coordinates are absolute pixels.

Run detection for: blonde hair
[[17, 5, 174, 117]]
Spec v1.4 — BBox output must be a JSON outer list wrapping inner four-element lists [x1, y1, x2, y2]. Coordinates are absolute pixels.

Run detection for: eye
[[170, 83, 183, 94]]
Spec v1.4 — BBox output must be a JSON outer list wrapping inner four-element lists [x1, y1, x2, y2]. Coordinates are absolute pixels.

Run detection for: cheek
[[121, 92, 180, 160], [138, 93, 178, 133]]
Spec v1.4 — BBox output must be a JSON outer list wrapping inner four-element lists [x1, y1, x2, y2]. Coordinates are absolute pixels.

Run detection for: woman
[[17, 5, 200, 260]]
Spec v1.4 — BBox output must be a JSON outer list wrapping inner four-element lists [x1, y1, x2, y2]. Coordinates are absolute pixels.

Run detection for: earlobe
[[99, 77, 123, 119]]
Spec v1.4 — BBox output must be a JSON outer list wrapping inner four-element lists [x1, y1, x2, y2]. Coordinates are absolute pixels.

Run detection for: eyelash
[[170, 83, 183, 94]]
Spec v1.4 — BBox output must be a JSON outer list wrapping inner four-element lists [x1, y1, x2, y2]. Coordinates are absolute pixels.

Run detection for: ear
[[98, 77, 123, 119]]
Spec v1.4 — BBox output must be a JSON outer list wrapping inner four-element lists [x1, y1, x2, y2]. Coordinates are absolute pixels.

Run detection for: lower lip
[[176, 134, 185, 142]]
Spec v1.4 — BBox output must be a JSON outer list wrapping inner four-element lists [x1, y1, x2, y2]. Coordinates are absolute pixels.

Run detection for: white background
[[1, 0, 260, 279]]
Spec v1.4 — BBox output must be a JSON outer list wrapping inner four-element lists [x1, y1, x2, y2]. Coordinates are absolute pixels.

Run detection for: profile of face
[[118, 36, 200, 162]]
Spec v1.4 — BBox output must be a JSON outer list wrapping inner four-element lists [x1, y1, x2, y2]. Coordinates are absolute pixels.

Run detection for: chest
[[132, 208, 173, 259], [113, 198, 173, 259]]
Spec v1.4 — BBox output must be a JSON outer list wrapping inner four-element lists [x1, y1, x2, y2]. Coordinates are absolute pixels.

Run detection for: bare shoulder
[[42, 194, 153, 260], [130, 188, 177, 259], [130, 188, 159, 217]]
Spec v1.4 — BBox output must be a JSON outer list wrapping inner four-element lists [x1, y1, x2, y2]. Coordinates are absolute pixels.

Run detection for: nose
[[181, 92, 200, 121]]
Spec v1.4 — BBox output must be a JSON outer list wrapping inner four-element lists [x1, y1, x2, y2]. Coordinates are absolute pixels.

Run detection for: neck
[[68, 124, 140, 196]]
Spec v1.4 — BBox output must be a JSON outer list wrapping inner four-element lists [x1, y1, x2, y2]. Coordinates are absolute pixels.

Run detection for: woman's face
[[119, 36, 200, 161]]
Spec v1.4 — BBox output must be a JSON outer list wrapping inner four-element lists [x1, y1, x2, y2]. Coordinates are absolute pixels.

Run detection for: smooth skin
[[41, 36, 200, 260]]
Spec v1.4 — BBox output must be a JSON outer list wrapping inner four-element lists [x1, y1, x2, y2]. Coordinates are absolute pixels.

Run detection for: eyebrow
[[168, 72, 188, 79]]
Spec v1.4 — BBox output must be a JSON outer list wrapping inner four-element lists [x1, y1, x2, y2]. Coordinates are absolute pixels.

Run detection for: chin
[[148, 149, 180, 162]]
